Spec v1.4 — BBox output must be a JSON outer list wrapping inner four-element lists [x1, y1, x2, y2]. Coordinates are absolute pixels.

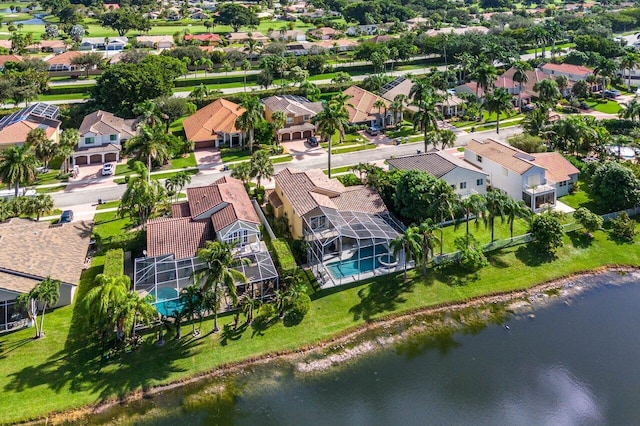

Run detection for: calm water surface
[[94, 273, 640, 426]]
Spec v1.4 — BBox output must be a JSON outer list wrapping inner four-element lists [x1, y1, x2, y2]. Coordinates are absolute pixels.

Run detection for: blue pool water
[[326, 244, 394, 279], [154, 287, 182, 317]]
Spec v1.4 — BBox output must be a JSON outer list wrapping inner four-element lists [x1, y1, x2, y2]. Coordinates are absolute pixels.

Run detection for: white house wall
[[441, 167, 488, 196], [78, 131, 121, 148], [218, 221, 261, 245]]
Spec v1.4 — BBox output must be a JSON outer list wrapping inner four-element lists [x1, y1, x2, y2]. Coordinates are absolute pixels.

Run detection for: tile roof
[[0, 271, 43, 295], [267, 189, 283, 209], [0, 116, 60, 146], [226, 32, 269, 42], [46, 50, 83, 66], [184, 33, 221, 43], [531, 152, 580, 183], [540, 63, 593, 79], [466, 138, 537, 174], [182, 98, 245, 143], [0, 219, 93, 292], [388, 151, 487, 178], [187, 185, 223, 217], [78, 110, 137, 138], [0, 55, 22, 67], [343, 85, 390, 124], [136, 35, 175, 44], [274, 167, 388, 216], [146, 217, 213, 259], [27, 40, 66, 50], [171, 201, 191, 218], [262, 95, 323, 118]]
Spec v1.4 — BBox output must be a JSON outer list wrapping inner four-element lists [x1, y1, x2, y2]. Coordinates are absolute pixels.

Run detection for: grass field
[[586, 98, 622, 114], [558, 180, 608, 214], [1, 209, 639, 424]]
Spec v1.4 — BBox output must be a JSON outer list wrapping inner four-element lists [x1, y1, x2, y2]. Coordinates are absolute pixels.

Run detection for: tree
[[256, 69, 274, 90], [236, 95, 264, 154], [0, 145, 38, 196], [124, 126, 170, 181], [472, 63, 497, 100], [573, 207, 603, 237], [610, 211, 637, 242], [390, 226, 422, 282], [216, 3, 259, 32], [155, 96, 196, 133], [436, 129, 456, 150], [250, 150, 273, 190], [231, 161, 252, 189], [620, 51, 639, 90], [555, 75, 569, 97], [594, 57, 618, 99], [484, 88, 513, 134], [26, 127, 51, 164], [180, 283, 204, 336], [529, 211, 564, 255], [99, 8, 143, 37], [331, 72, 352, 85], [485, 189, 509, 242], [533, 79, 561, 107], [460, 194, 486, 236], [16, 287, 39, 338], [84, 274, 132, 348], [416, 220, 439, 275], [118, 162, 166, 228], [512, 61, 532, 111], [454, 234, 488, 271], [394, 170, 442, 223], [195, 241, 248, 332], [59, 128, 79, 174], [241, 59, 251, 92], [271, 110, 287, 145], [572, 80, 590, 99], [70, 52, 104, 78], [591, 162, 640, 211], [69, 24, 84, 43], [28, 194, 54, 221], [507, 133, 546, 153], [430, 182, 458, 255], [412, 97, 442, 152], [311, 95, 350, 178], [189, 84, 210, 103], [389, 94, 406, 128], [503, 198, 529, 239], [164, 171, 192, 202]]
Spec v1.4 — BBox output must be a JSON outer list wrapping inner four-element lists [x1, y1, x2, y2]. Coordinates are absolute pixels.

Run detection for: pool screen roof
[[318, 206, 402, 241]]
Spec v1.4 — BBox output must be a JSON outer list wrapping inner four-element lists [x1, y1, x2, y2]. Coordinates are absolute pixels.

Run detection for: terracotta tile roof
[[187, 185, 223, 217], [46, 50, 83, 66], [274, 167, 388, 216], [171, 201, 191, 218], [136, 35, 174, 43], [0, 55, 22, 67], [146, 217, 213, 259], [343, 85, 390, 124], [226, 32, 269, 42], [262, 95, 323, 118], [0, 117, 60, 146], [311, 27, 339, 36], [540, 63, 593, 79], [0, 219, 93, 291], [0, 40, 12, 50], [78, 110, 137, 138], [182, 98, 245, 143], [467, 138, 536, 175], [532, 152, 580, 183], [184, 33, 221, 43], [27, 40, 66, 50], [267, 189, 283, 209], [214, 176, 259, 228]]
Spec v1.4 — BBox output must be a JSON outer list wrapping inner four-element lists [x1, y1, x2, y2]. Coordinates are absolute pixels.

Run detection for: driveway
[[283, 138, 325, 161], [194, 147, 221, 169]]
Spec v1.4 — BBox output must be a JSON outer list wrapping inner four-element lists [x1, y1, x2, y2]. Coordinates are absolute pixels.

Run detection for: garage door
[[281, 133, 291, 142], [105, 153, 117, 162], [74, 156, 87, 165], [292, 132, 301, 140], [89, 154, 103, 164], [195, 140, 215, 149], [302, 130, 312, 138]]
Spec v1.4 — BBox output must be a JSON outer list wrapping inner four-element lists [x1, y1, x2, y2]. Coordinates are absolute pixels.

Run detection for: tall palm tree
[[390, 226, 422, 282], [241, 59, 252, 92], [271, 110, 287, 144], [555, 75, 569, 97], [544, 20, 562, 58], [512, 61, 532, 111], [311, 96, 350, 178], [416, 220, 439, 275], [30, 193, 54, 221], [429, 182, 458, 255], [484, 88, 513, 134], [195, 241, 248, 333], [16, 286, 39, 338], [485, 189, 508, 242], [620, 51, 639, 90], [460, 194, 486, 236], [189, 84, 210, 103], [231, 161, 252, 189], [503, 198, 530, 239], [180, 283, 203, 336], [133, 99, 163, 129], [114, 290, 156, 342], [0, 145, 38, 196], [250, 150, 274, 190], [236, 95, 264, 154], [533, 79, 561, 107], [59, 128, 80, 174], [84, 274, 131, 346], [594, 58, 618, 99], [124, 126, 170, 182], [373, 98, 387, 127], [412, 96, 443, 152], [473, 63, 497, 100], [389, 94, 407, 128]]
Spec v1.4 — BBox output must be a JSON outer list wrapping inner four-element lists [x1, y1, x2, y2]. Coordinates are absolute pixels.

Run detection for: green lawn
[[168, 153, 197, 169], [2, 214, 640, 423], [323, 165, 358, 175], [332, 143, 376, 155], [438, 217, 533, 254], [220, 147, 253, 163], [558, 180, 608, 214], [33, 171, 66, 186], [586, 98, 622, 114], [35, 184, 66, 194]]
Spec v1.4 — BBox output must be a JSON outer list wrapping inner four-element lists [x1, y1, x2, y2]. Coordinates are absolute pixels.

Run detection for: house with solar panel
[[0, 103, 61, 149], [133, 177, 278, 316]]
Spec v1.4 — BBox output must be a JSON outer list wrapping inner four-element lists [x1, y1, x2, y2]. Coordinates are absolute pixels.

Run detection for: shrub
[[103, 249, 124, 277], [454, 234, 488, 271], [573, 207, 603, 236], [283, 292, 311, 326], [253, 302, 276, 326], [337, 173, 361, 187], [610, 211, 637, 242], [529, 212, 564, 255]]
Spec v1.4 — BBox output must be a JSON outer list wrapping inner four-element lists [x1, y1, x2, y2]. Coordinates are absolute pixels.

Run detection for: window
[[310, 215, 326, 230], [476, 178, 484, 186], [286, 117, 294, 124], [303, 114, 310, 121], [225, 229, 249, 246], [109, 134, 118, 141], [84, 137, 95, 144], [476, 155, 482, 163], [460, 182, 467, 189]]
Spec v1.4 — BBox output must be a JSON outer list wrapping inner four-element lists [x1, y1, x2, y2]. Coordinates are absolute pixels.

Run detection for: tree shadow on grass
[[349, 278, 415, 322], [514, 244, 557, 267], [486, 251, 511, 269], [431, 263, 481, 287], [567, 231, 594, 249], [220, 322, 249, 346]]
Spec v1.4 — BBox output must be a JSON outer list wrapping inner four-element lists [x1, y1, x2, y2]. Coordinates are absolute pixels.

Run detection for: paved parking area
[[194, 147, 221, 169], [283, 138, 325, 160]]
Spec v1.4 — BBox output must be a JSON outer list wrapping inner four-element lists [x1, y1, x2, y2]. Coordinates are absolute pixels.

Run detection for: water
[[154, 287, 181, 317], [326, 244, 393, 279], [89, 272, 640, 425]]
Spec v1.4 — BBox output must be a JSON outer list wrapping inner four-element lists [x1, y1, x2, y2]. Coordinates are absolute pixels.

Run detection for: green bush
[[46, 85, 94, 95], [610, 211, 637, 242], [270, 238, 297, 273], [283, 292, 311, 327], [103, 249, 124, 277]]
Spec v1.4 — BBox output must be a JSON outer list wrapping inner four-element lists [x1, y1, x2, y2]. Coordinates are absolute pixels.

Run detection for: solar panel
[[380, 77, 406, 95], [0, 103, 59, 131]]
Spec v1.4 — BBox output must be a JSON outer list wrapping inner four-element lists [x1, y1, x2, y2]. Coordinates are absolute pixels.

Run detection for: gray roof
[[262, 95, 323, 117], [387, 151, 487, 178], [78, 110, 137, 138]]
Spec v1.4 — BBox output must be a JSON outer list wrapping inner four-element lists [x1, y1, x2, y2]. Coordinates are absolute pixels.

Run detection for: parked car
[[521, 104, 536, 112], [101, 163, 115, 176], [366, 126, 380, 136], [307, 136, 318, 147], [603, 89, 620, 99], [59, 210, 74, 224], [578, 101, 590, 110]]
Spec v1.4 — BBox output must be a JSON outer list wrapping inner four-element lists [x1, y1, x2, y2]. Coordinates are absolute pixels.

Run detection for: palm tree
[[390, 226, 422, 282], [594, 58, 618, 99], [527, 25, 548, 60], [412, 96, 443, 152], [503, 198, 530, 239], [373, 98, 387, 127], [620, 51, 639, 90], [460, 194, 486, 236], [236, 95, 264, 154], [124, 126, 170, 182], [484, 88, 513, 134], [0, 145, 38, 196], [194, 241, 248, 333], [533, 79, 561, 107], [555, 75, 569, 97], [473, 63, 497, 100], [522, 107, 549, 137], [437, 129, 456, 150], [250, 150, 274, 190], [231, 161, 252, 189], [619, 97, 640, 121], [164, 171, 192, 202], [133, 100, 163, 129], [416, 220, 439, 275], [485, 189, 508, 242], [544, 20, 562, 58], [240, 293, 260, 324], [59, 129, 79, 174], [16, 287, 39, 338], [180, 283, 203, 336], [114, 290, 156, 342], [241, 59, 251, 92], [512, 61, 532, 111], [389, 94, 407, 128], [430, 183, 458, 255], [271, 110, 287, 144], [189, 84, 210, 103], [84, 274, 131, 346], [30, 194, 54, 221], [311, 96, 350, 178]]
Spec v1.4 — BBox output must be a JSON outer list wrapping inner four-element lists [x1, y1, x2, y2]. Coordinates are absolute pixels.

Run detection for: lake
[[89, 271, 640, 425]]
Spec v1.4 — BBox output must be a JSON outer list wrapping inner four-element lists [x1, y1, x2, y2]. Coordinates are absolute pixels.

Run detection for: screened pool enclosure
[[305, 206, 406, 287]]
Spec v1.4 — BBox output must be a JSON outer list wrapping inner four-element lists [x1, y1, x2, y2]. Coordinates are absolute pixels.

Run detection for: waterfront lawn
[[2, 218, 640, 424], [438, 218, 531, 253], [558, 181, 605, 214]]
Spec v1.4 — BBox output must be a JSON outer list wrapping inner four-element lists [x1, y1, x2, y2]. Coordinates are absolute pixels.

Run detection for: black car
[[59, 210, 74, 224], [308, 136, 318, 147], [579, 101, 590, 110]]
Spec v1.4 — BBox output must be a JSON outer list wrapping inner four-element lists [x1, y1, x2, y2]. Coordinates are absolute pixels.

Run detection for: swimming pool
[[326, 244, 394, 279], [154, 287, 183, 317]]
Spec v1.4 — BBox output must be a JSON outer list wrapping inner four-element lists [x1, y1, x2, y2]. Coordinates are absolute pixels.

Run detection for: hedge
[[103, 249, 124, 277], [174, 73, 256, 88], [268, 238, 315, 291], [46, 84, 95, 96]]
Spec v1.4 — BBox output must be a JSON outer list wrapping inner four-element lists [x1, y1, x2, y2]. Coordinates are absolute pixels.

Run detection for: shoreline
[[27, 266, 640, 425]]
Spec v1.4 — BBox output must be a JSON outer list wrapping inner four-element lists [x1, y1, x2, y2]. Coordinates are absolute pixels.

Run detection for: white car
[[101, 163, 115, 176]]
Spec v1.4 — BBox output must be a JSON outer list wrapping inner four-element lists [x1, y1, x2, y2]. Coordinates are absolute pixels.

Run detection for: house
[[455, 82, 485, 100], [387, 150, 488, 197], [343, 85, 398, 127], [380, 77, 417, 112], [73, 110, 137, 165], [346, 24, 385, 36], [184, 33, 221, 45], [190, 11, 209, 20], [226, 32, 269, 43], [262, 95, 323, 142], [79, 37, 128, 51], [406, 17, 430, 29], [0, 54, 22, 70], [539, 63, 593, 82], [0, 40, 12, 50], [464, 138, 578, 211], [268, 168, 403, 285], [46, 50, 84, 72], [136, 35, 175, 49], [267, 30, 306, 42], [309, 27, 340, 40], [313, 39, 358, 52], [285, 42, 313, 55], [0, 103, 61, 148], [425, 26, 490, 37], [0, 218, 93, 332], [104, 3, 120, 10], [134, 177, 278, 312], [26, 40, 67, 53], [182, 98, 246, 149], [530, 152, 580, 197]]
